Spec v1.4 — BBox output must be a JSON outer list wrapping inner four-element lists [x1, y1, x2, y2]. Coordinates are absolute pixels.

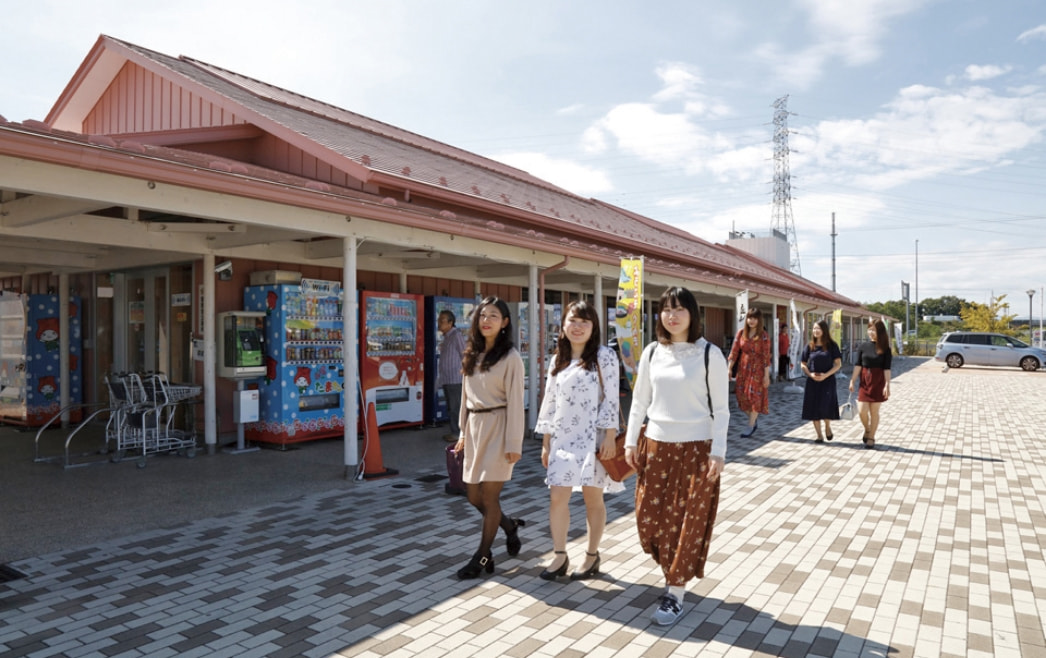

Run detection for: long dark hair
[[655, 286, 702, 344], [808, 319, 839, 353], [462, 296, 515, 375], [551, 300, 601, 376], [744, 307, 765, 340], [870, 319, 892, 355]]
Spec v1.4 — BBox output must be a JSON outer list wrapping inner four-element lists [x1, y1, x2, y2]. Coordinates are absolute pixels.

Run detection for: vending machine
[[507, 302, 561, 410], [360, 291, 424, 428], [242, 279, 346, 446], [0, 292, 83, 426], [423, 296, 476, 425]]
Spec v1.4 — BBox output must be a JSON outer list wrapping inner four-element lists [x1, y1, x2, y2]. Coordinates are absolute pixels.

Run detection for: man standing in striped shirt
[[437, 310, 467, 442]]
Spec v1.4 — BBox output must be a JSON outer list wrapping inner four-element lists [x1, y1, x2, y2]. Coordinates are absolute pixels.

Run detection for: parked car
[[934, 332, 1046, 371]]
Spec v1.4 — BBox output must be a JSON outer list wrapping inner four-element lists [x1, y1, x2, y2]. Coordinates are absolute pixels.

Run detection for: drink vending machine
[[242, 279, 346, 447], [508, 302, 561, 410], [423, 296, 476, 425], [360, 291, 424, 428], [0, 292, 83, 426]]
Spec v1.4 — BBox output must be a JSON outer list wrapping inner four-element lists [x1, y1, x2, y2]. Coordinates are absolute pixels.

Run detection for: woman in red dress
[[728, 308, 772, 437]]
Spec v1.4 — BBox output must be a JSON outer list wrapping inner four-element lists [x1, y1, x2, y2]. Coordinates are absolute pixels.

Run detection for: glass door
[[123, 269, 169, 374]]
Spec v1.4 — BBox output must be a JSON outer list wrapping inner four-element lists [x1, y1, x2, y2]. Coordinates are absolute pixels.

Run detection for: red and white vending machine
[[360, 291, 424, 428]]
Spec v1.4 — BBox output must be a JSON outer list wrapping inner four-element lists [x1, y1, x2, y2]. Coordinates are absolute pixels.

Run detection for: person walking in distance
[[850, 319, 892, 449], [535, 300, 623, 582], [778, 323, 791, 383], [801, 320, 843, 443], [624, 287, 729, 626], [727, 308, 771, 437], [437, 309, 467, 443], [453, 297, 527, 579]]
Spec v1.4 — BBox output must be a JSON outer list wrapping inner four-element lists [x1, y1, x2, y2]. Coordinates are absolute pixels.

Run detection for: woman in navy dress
[[801, 320, 843, 443]]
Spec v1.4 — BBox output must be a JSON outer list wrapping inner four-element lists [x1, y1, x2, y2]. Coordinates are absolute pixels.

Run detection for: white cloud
[[791, 84, 1046, 190], [556, 104, 585, 116], [964, 64, 1012, 81], [490, 152, 612, 197], [652, 62, 703, 102], [756, 0, 933, 89], [1017, 24, 1046, 42]]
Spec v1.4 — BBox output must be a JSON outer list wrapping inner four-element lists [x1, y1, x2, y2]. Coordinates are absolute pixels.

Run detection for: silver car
[[934, 332, 1046, 371]]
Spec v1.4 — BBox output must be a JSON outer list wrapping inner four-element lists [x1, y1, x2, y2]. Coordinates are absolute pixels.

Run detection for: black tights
[[465, 481, 514, 556]]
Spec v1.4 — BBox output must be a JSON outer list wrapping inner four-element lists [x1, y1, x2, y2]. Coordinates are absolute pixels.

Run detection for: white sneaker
[[651, 593, 683, 625]]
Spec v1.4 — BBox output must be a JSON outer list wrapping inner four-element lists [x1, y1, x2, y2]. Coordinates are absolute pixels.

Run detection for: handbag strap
[[705, 342, 713, 420]]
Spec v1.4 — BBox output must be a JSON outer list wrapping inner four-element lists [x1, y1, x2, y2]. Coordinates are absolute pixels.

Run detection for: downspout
[[538, 257, 570, 400]]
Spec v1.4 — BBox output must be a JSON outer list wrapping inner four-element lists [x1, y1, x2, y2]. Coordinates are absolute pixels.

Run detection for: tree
[[960, 295, 1017, 333], [864, 300, 906, 322], [917, 295, 964, 318]]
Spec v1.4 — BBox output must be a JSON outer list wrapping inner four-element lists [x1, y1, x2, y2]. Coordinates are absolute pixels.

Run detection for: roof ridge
[[175, 55, 584, 201]]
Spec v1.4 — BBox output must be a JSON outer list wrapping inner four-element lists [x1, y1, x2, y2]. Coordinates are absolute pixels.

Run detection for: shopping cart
[[106, 372, 200, 468]]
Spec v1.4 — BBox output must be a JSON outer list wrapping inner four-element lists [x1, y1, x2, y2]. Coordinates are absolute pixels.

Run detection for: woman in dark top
[[801, 320, 843, 443], [849, 319, 892, 449]]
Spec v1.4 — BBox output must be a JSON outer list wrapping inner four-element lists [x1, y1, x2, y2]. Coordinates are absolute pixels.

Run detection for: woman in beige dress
[[453, 296, 527, 579]]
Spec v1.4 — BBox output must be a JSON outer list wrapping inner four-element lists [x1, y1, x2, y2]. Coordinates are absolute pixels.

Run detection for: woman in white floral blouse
[[535, 300, 622, 581]]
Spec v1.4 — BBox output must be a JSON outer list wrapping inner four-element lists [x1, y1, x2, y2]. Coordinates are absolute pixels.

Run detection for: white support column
[[399, 272, 408, 294], [528, 265, 539, 431], [203, 253, 217, 453], [344, 237, 359, 476], [593, 274, 604, 341], [59, 273, 70, 428]]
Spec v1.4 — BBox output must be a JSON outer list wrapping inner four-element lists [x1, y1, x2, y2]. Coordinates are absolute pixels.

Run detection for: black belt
[[468, 405, 506, 414]]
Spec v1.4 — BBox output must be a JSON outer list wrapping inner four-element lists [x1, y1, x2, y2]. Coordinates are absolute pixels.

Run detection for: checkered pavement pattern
[[2, 358, 1045, 657]]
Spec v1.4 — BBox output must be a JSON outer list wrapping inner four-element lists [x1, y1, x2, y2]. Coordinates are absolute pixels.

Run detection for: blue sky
[[3, 0, 1046, 318]]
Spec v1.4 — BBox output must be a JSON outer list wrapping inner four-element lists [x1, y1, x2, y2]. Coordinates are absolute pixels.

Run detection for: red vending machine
[[360, 291, 424, 428]]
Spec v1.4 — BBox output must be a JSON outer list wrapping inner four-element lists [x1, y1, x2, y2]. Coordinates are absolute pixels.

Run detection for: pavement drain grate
[[0, 564, 27, 583], [414, 474, 447, 483]]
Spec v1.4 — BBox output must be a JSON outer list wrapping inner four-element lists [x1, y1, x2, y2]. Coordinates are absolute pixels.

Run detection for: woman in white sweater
[[624, 286, 729, 626]]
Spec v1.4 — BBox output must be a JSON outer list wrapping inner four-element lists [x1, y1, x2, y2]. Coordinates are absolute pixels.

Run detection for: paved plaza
[[1, 357, 1045, 657]]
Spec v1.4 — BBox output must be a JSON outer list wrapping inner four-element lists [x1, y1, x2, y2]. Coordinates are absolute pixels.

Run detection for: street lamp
[[1028, 289, 1036, 345]]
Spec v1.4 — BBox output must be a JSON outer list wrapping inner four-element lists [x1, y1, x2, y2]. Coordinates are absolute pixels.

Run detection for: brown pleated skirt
[[634, 437, 720, 585]]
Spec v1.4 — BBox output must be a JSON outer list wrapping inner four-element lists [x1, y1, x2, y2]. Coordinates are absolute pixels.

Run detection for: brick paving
[[2, 357, 1045, 657]]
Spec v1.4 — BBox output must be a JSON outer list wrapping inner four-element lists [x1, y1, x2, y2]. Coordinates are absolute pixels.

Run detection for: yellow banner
[[831, 309, 843, 347], [614, 258, 644, 390]]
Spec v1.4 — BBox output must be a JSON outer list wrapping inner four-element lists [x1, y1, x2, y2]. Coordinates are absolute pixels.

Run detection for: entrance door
[[121, 269, 169, 374]]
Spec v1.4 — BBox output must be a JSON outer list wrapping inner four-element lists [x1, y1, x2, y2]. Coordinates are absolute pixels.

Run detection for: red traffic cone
[[362, 401, 398, 480]]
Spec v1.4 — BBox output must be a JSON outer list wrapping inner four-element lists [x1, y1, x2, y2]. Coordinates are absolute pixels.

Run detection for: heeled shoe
[[740, 424, 757, 438], [504, 517, 526, 557], [539, 551, 569, 581], [456, 552, 494, 580], [825, 433, 833, 442], [814, 436, 824, 444], [862, 435, 870, 445], [569, 552, 601, 580], [865, 437, 875, 449]]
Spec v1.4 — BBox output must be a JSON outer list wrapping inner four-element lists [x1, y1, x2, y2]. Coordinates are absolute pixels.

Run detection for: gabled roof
[[39, 34, 865, 311]]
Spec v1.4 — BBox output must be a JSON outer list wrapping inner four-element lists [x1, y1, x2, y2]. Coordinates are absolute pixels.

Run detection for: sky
[[3, 0, 1046, 318]]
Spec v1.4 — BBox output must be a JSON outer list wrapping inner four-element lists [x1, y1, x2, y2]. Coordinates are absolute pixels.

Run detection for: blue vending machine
[[423, 296, 476, 426], [242, 279, 346, 447], [0, 292, 83, 426]]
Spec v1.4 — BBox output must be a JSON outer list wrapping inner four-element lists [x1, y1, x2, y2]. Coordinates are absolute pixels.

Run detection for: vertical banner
[[614, 257, 644, 390], [788, 299, 803, 380], [735, 290, 750, 336], [830, 309, 843, 348]]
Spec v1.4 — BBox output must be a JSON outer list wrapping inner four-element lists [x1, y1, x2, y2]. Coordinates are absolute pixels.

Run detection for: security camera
[[215, 260, 233, 280]]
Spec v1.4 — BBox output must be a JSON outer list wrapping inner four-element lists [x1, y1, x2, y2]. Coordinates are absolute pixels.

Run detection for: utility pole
[[830, 212, 837, 291], [914, 239, 919, 336]]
